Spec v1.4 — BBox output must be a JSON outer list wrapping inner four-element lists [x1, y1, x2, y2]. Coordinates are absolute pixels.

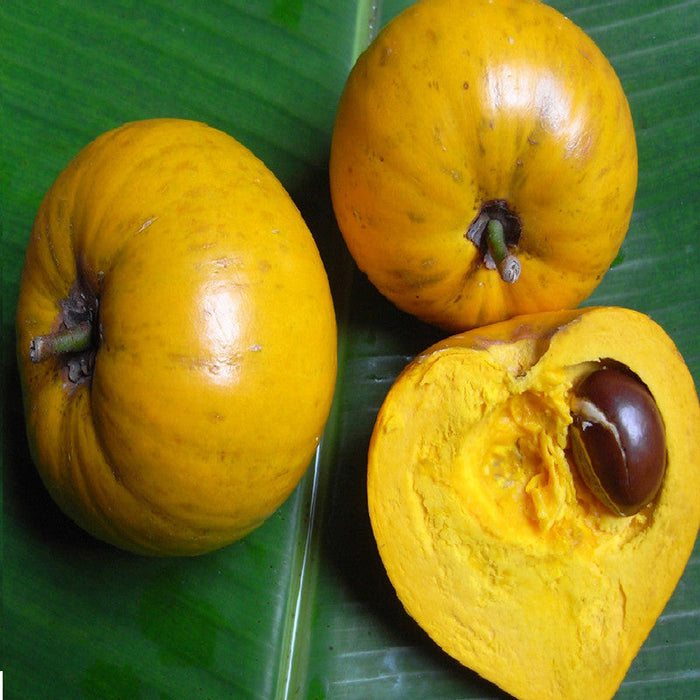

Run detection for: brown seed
[[569, 366, 666, 516]]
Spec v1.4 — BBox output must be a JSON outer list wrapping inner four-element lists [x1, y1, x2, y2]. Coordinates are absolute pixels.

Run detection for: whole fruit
[[330, 0, 637, 330], [368, 307, 700, 700], [16, 118, 337, 556]]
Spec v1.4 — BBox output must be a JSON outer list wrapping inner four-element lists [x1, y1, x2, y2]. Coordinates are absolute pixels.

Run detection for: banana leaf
[[1, 1, 698, 698]]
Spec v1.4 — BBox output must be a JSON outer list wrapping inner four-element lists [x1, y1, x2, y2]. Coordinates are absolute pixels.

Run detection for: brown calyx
[[29, 282, 99, 384], [466, 200, 522, 283]]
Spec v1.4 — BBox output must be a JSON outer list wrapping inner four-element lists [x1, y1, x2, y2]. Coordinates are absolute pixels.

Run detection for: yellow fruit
[[16, 118, 337, 556], [368, 307, 700, 699], [330, 0, 637, 330]]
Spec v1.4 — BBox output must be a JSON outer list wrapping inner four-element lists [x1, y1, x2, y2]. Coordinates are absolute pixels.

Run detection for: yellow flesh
[[368, 307, 700, 700]]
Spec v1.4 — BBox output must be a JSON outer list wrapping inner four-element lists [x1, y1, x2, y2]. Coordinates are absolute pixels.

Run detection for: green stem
[[487, 218, 521, 283], [30, 321, 93, 363]]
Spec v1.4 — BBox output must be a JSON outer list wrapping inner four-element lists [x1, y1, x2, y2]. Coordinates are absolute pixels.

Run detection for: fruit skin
[[367, 307, 700, 700], [15, 118, 337, 556], [330, 0, 637, 331]]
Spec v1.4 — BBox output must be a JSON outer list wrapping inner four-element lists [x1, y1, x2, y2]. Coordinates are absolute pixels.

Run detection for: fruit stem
[[30, 321, 93, 363], [487, 218, 521, 283]]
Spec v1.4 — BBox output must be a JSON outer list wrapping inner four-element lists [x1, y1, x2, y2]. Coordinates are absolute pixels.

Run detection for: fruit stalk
[[29, 321, 93, 363], [487, 219, 521, 283]]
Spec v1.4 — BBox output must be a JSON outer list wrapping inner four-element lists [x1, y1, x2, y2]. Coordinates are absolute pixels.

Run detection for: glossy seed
[[569, 366, 666, 516]]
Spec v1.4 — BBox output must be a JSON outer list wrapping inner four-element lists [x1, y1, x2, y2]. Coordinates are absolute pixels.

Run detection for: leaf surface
[[1, 1, 698, 699]]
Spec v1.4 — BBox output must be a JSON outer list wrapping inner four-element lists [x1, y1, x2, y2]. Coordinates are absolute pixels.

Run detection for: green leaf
[[2, 1, 698, 699]]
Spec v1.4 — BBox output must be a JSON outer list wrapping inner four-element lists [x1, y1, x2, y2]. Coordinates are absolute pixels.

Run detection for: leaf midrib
[[272, 3, 384, 699]]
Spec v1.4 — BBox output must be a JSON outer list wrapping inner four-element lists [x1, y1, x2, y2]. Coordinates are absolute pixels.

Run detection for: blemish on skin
[[249, 344, 262, 352], [433, 125, 447, 150], [203, 256, 245, 272], [170, 352, 243, 380], [578, 47, 594, 64], [565, 130, 594, 162], [390, 267, 448, 289], [463, 81, 470, 90], [136, 217, 158, 234]]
